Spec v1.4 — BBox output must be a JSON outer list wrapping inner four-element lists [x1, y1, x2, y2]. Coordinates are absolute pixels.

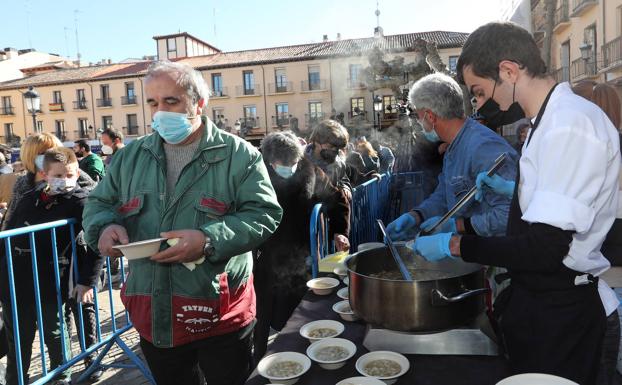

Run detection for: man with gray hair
[[83, 60, 282, 385], [387, 73, 517, 245]]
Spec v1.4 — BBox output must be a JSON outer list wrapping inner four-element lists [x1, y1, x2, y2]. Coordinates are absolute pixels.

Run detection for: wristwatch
[[203, 236, 215, 257]]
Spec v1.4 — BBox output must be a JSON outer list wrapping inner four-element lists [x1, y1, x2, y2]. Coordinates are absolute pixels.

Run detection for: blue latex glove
[[386, 213, 419, 241], [410, 233, 453, 262], [420, 216, 456, 234], [475, 172, 515, 201]]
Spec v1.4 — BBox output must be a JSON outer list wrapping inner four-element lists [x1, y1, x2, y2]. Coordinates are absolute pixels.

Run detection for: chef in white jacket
[[411, 21, 620, 385]]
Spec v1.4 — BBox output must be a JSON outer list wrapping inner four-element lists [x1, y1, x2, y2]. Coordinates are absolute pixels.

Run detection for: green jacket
[[79, 153, 105, 181], [83, 119, 282, 347]]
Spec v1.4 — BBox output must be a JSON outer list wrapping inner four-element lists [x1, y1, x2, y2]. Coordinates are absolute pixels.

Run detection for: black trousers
[[499, 282, 606, 385], [65, 299, 98, 359], [140, 326, 253, 385], [253, 254, 306, 363]]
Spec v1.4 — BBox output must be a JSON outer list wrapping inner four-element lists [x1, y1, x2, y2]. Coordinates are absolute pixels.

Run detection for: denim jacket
[[416, 118, 518, 236]]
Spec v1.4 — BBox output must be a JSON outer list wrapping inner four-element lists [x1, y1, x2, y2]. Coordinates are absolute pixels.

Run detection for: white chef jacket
[[519, 82, 621, 316]]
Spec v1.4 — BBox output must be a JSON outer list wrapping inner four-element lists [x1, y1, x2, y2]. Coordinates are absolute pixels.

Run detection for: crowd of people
[[0, 20, 619, 385]]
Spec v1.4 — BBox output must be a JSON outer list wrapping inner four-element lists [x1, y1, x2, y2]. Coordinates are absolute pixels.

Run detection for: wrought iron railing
[[268, 82, 293, 93], [121, 96, 137, 105], [96, 98, 112, 107], [301, 79, 327, 92], [602, 36, 622, 69], [73, 100, 88, 110]]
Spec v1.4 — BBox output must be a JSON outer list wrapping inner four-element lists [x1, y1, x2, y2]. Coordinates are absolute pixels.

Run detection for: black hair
[[456, 22, 547, 84], [101, 127, 124, 142], [75, 139, 90, 152]]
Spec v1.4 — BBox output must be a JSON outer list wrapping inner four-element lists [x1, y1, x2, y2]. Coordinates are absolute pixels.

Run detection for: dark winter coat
[[256, 157, 350, 291], [0, 186, 103, 305]]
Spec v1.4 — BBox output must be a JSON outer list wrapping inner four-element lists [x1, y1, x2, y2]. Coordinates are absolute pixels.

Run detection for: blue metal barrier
[[0, 219, 155, 385], [309, 172, 424, 277]]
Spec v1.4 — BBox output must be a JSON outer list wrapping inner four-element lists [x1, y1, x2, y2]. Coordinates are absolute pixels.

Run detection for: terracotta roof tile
[[0, 30, 468, 90]]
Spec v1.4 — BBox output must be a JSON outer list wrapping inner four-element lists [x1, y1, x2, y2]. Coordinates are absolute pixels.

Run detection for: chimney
[[337, 33, 341, 41], [323, 34, 328, 42], [3, 47, 17, 59], [108, 58, 112, 64], [374, 26, 384, 38]]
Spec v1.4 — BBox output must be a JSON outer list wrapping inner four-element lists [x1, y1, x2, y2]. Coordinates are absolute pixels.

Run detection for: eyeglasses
[[413, 110, 428, 124]]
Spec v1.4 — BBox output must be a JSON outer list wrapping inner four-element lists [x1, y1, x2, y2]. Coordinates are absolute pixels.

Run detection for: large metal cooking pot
[[345, 244, 488, 332]]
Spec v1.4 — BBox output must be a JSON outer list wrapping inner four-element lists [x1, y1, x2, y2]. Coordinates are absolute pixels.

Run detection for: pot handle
[[432, 288, 490, 303]]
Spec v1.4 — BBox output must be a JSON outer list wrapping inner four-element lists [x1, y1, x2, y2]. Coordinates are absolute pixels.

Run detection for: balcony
[[551, 67, 570, 83], [301, 79, 327, 92], [235, 84, 261, 97], [48, 102, 64, 112], [74, 129, 89, 139], [601, 36, 622, 71], [271, 115, 291, 127], [96, 98, 113, 107], [267, 82, 293, 94], [0, 106, 14, 115], [211, 87, 229, 98], [553, 2, 570, 32], [121, 95, 137, 105], [347, 78, 367, 89], [305, 113, 326, 127], [571, 56, 598, 80], [123, 125, 139, 136], [240, 117, 260, 128], [571, 0, 598, 17], [347, 111, 368, 120], [73, 100, 88, 110]]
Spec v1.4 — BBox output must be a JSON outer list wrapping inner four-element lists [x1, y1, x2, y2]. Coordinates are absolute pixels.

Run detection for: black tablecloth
[[245, 285, 512, 385]]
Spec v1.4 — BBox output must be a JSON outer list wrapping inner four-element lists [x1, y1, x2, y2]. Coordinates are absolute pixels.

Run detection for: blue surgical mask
[[152, 111, 195, 144], [423, 128, 441, 143], [35, 154, 45, 171], [274, 163, 297, 179]]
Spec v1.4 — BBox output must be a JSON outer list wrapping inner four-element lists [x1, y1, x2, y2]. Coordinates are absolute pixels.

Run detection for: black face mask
[[75, 151, 84, 158], [478, 81, 525, 129], [320, 149, 339, 163]]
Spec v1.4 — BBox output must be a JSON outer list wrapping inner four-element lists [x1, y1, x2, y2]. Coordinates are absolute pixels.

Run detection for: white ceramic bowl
[[257, 352, 311, 385], [496, 373, 579, 385], [355, 351, 410, 385], [336, 377, 386, 385], [337, 287, 349, 300], [306, 337, 356, 370], [307, 277, 340, 295], [111, 238, 166, 260], [333, 265, 347, 278], [333, 300, 359, 322], [299, 319, 345, 343]]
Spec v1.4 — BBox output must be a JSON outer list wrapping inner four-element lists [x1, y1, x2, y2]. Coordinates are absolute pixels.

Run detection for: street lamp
[[24, 86, 41, 133], [373, 95, 383, 131]]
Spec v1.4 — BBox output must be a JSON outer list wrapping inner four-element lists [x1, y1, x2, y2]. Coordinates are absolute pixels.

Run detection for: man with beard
[[253, 131, 350, 361], [73, 139, 105, 182]]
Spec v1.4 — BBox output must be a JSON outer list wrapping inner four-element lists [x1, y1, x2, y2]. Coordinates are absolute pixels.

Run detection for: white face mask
[[101, 145, 113, 155], [47, 177, 78, 195], [273, 163, 297, 179], [35, 155, 45, 171]]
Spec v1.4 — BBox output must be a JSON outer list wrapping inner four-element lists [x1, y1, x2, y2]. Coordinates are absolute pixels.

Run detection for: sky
[[1, 0, 503, 63]]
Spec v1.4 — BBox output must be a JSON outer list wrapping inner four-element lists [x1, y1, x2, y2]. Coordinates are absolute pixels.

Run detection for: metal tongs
[[419, 153, 508, 237], [377, 219, 413, 281]]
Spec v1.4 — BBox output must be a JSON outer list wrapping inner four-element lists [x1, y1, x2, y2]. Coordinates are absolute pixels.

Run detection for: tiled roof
[[0, 64, 129, 90], [0, 30, 468, 90], [189, 31, 468, 70]]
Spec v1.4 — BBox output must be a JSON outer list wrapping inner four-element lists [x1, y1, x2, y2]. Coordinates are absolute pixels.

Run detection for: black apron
[[494, 84, 606, 385]]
